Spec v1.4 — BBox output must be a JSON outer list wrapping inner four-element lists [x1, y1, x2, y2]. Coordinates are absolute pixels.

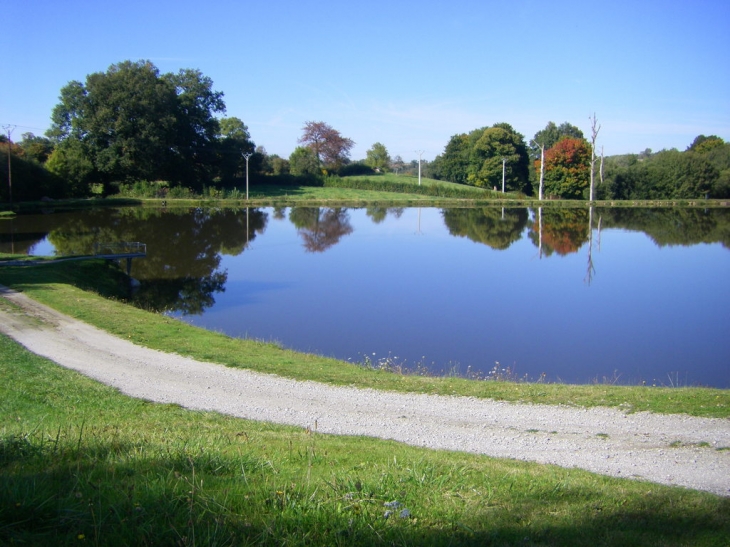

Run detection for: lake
[[2, 205, 729, 388]]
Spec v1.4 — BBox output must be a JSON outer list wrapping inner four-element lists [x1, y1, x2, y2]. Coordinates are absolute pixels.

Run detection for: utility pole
[[501, 157, 507, 193], [243, 152, 252, 200], [2, 125, 14, 206], [415, 150, 424, 185]]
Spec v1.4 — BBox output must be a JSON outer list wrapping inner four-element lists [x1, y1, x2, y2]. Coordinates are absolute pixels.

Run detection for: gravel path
[[1, 286, 728, 497]]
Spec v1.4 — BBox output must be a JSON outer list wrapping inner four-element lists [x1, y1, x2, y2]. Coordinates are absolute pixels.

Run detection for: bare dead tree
[[588, 113, 601, 202], [537, 142, 545, 201]]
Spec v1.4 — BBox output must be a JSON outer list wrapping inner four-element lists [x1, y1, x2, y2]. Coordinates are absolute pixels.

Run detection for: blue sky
[[3, 0, 728, 162]]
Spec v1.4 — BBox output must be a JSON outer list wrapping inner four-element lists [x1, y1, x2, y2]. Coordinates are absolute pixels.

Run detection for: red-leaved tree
[[542, 138, 591, 199], [298, 121, 354, 171]]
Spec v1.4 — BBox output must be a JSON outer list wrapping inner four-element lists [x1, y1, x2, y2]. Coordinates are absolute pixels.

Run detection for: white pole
[[415, 150, 424, 185], [501, 157, 506, 193], [243, 152, 252, 200], [2, 125, 14, 205]]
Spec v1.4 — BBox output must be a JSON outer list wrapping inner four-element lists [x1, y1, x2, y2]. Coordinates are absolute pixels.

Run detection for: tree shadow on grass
[[2, 431, 729, 547]]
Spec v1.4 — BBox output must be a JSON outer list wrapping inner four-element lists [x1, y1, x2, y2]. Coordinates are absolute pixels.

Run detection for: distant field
[[344, 173, 489, 191]]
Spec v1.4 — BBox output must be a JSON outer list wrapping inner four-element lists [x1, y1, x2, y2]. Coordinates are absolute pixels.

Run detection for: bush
[[337, 162, 376, 177]]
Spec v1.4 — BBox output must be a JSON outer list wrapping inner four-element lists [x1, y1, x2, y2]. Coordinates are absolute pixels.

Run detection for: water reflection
[[442, 207, 529, 250], [365, 206, 405, 224], [2, 205, 729, 386], [289, 207, 353, 252], [1, 207, 268, 314], [528, 208, 590, 256]]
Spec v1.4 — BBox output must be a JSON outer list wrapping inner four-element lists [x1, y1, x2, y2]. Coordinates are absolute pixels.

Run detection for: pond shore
[[1, 285, 728, 497]]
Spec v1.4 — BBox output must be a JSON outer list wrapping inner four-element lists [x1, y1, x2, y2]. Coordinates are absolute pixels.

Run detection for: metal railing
[[92, 242, 147, 256]]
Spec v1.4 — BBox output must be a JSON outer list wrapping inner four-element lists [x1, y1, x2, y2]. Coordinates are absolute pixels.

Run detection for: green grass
[[343, 172, 483, 189], [2, 333, 729, 546], [0, 260, 728, 420], [9, 182, 729, 213]]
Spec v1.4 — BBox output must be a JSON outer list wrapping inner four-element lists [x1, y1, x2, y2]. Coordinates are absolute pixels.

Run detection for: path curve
[[1, 286, 728, 497]]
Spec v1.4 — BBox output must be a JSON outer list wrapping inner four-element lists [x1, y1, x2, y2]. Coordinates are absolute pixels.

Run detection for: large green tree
[[467, 123, 531, 193], [364, 142, 391, 172], [686, 135, 724, 154], [46, 60, 226, 193], [163, 68, 226, 185], [216, 116, 256, 183], [289, 146, 320, 177], [431, 133, 473, 184], [432, 123, 531, 193], [18, 133, 55, 164]]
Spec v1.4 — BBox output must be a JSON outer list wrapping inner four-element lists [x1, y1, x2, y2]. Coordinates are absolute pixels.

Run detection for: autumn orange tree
[[542, 138, 591, 199]]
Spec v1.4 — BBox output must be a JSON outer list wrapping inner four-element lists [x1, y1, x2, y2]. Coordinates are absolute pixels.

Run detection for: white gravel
[[1, 285, 728, 497]]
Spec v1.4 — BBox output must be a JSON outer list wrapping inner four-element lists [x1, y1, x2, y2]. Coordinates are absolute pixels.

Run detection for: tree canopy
[[529, 121, 584, 160], [298, 121, 354, 171], [4, 62, 728, 202], [431, 123, 531, 194], [542, 138, 592, 199], [364, 142, 391, 172], [45, 60, 231, 192]]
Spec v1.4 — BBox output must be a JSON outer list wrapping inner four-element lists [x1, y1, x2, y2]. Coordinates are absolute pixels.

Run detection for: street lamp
[[2, 125, 14, 206], [501, 157, 507, 193], [415, 150, 424, 186], [243, 152, 252, 200]]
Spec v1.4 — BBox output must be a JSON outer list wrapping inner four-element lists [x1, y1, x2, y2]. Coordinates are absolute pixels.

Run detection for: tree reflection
[[289, 207, 353, 252], [598, 207, 730, 248], [365, 206, 405, 224], [44, 207, 267, 313], [527, 208, 590, 256], [585, 207, 597, 285], [441, 207, 529, 250]]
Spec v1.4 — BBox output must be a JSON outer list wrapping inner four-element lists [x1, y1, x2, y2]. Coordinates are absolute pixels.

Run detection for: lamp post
[[415, 150, 424, 185], [2, 125, 14, 206], [243, 152, 252, 200], [501, 157, 507, 193]]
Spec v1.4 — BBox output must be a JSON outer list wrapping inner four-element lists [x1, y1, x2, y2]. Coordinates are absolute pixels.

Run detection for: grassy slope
[[2, 322, 729, 546]]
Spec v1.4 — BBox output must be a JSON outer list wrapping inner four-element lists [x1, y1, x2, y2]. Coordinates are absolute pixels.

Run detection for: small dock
[[93, 242, 147, 275], [0, 242, 147, 275]]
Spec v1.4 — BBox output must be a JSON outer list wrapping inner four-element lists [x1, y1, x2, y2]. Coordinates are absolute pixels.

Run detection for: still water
[[2, 206, 729, 387]]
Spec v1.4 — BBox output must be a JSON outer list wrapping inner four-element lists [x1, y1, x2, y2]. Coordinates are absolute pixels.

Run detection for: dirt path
[[1, 285, 728, 497]]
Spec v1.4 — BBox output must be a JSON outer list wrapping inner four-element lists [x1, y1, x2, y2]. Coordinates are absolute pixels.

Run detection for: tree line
[[1, 59, 728, 202], [428, 121, 730, 200]]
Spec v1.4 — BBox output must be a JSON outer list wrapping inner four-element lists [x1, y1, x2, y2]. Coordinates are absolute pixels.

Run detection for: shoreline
[[1, 286, 728, 497]]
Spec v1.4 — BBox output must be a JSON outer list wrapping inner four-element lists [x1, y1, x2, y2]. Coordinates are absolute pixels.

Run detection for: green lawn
[[2, 329, 729, 546]]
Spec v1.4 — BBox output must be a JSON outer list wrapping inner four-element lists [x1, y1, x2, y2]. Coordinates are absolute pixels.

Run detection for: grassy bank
[[4, 180, 729, 212], [2, 332, 728, 546]]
